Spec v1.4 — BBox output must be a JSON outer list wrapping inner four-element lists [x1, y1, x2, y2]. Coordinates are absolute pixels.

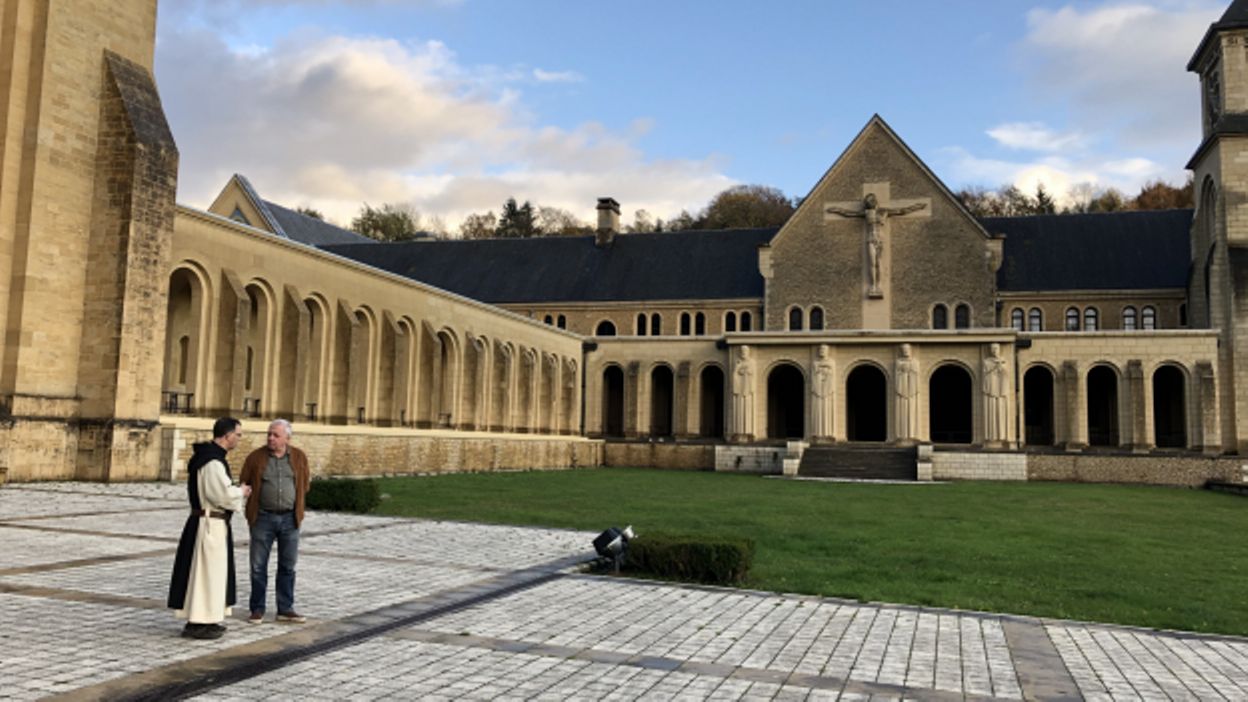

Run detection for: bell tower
[[1187, 0, 1248, 452], [0, 0, 178, 480]]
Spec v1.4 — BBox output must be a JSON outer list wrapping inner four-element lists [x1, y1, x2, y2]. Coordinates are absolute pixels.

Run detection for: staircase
[[797, 445, 917, 481]]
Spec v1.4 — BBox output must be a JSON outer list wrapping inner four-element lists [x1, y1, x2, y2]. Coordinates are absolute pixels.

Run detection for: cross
[[824, 186, 930, 298]]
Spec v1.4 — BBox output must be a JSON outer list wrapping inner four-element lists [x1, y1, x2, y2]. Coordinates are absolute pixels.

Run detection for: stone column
[[1198, 361, 1222, 454], [1063, 361, 1086, 451], [675, 361, 693, 439], [624, 361, 640, 438], [1127, 360, 1151, 452]]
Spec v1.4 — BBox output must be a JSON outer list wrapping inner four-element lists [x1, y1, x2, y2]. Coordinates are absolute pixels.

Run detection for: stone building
[[3, 0, 1248, 485]]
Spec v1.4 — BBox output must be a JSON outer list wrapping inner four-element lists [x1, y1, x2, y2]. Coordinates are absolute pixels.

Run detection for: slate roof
[[322, 228, 777, 304], [1189, 0, 1248, 70], [264, 200, 375, 246], [986, 209, 1193, 292]]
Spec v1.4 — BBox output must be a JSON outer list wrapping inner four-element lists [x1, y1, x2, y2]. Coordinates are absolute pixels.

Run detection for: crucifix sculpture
[[825, 192, 927, 298]]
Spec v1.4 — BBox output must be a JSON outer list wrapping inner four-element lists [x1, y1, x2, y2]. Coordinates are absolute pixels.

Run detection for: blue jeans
[[249, 510, 299, 614]]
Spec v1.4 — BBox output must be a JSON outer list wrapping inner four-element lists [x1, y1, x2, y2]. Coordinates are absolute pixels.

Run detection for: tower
[[0, 0, 177, 480]]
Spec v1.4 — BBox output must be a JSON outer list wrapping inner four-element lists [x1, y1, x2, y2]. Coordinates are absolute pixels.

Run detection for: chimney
[[596, 197, 620, 247]]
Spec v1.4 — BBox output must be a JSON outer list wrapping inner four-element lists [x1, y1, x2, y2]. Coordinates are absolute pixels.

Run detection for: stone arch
[[695, 312, 706, 335], [163, 264, 211, 413], [739, 310, 753, 332], [462, 334, 490, 430], [650, 363, 675, 437], [680, 311, 692, 336], [1087, 363, 1120, 447], [724, 310, 737, 333], [954, 303, 971, 329], [435, 328, 461, 428], [767, 361, 806, 439], [516, 346, 536, 431], [561, 358, 578, 434], [595, 320, 616, 336], [301, 294, 332, 421], [394, 316, 417, 425], [1023, 363, 1056, 446], [490, 341, 513, 431], [602, 364, 625, 437], [808, 306, 824, 331], [635, 313, 647, 336], [846, 362, 887, 441], [347, 305, 378, 423], [1153, 363, 1188, 449], [699, 363, 726, 438], [787, 306, 803, 331], [539, 352, 559, 433], [929, 362, 973, 444], [931, 303, 948, 329], [242, 280, 277, 416]]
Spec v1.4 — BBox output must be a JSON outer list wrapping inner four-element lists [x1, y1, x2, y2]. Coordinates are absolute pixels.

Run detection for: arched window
[[1142, 306, 1157, 330], [740, 311, 753, 332], [1065, 307, 1080, 331], [809, 306, 824, 331], [955, 303, 970, 329], [595, 320, 616, 336], [636, 313, 647, 336], [557, 314, 566, 329], [1010, 308, 1024, 331], [177, 336, 190, 385], [543, 314, 553, 325], [650, 313, 661, 336], [695, 312, 706, 335], [788, 307, 803, 331], [1122, 306, 1137, 331], [932, 304, 948, 329], [1028, 308, 1042, 332], [725, 311, 737, 333], [1084, 307, 1099, 331], [680, 312, 691, 336], [1179, 303, 1187, 327]]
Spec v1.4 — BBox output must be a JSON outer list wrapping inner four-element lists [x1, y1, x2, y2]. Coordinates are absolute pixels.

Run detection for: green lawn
[[373, 468, 1248, 636]]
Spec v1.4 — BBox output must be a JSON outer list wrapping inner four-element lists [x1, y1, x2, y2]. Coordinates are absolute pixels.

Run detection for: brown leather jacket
[[239, 446, 310, 528]]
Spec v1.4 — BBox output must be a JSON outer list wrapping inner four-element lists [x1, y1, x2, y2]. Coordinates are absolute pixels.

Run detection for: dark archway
[[595, 320, 616, 336], [602, 366, 624, 437], [699, 366, 725, 438], [650, 365, 674, 437], [1087, 366, 1119, 447], [1023, 366, 1055, 446], [767, 364, 805, 439], [929, 364, 972, 444], [846, 365, 886, 441], [1153, 365, 1187, 448]]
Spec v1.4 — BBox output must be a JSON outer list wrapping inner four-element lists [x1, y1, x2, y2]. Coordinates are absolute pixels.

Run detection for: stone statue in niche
[[731, 345, 756, 441], [811, 344, 835, 440], [894, 343, 919, 442], [983, 342, 1008, 443], [825, 193, 927, 297]]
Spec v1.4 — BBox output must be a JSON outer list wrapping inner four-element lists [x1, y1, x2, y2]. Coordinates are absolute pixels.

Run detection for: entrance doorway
[[846, 365, 886, 441]]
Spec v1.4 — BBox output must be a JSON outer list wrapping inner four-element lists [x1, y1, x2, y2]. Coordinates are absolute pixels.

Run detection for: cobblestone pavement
[[2, 482, 1246, 701]]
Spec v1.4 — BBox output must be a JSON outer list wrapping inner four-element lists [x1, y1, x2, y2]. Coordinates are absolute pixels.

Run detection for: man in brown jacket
[[240, 418, 310, 624]]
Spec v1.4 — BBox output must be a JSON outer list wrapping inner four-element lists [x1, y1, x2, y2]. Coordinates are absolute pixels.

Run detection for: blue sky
[[155, 0, 1227, 230]]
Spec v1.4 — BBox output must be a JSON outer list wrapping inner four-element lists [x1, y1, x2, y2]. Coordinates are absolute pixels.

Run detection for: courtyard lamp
[[592, 525, 635, 573]]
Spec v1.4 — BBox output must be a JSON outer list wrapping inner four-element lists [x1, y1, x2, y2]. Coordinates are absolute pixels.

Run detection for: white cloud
[[986, 122, 1086, 152], [532, 68, 583, 83], [157, 26, 731, 230], [939, 146, 1169, 205]]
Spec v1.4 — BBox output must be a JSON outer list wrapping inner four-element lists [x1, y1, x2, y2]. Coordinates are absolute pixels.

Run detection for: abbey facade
[[3, 0, 1248, 485]]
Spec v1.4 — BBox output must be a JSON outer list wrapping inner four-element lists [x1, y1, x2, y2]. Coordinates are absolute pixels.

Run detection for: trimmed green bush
[[623, 531, 754, 585], [305, 478, 381, 513]]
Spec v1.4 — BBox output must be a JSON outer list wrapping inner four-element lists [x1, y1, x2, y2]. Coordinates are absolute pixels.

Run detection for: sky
[[154, 0, 1228, 232]]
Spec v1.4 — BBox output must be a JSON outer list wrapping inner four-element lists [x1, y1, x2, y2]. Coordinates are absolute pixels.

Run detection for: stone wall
[[1027, 452, 1242, 487], [931, 451, 1028, 481], [713, 445, 784, 474], [160, 417, 602, 481], [603, 441, 715, 470]]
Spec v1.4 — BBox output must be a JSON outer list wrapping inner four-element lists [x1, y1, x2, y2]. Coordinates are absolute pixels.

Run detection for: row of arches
[[592, 310, 757, 338], [932, 303, 971, 329], [596, 357, 1206, 450], [162, 265, 579, 434], [786, 306, 824, 331]]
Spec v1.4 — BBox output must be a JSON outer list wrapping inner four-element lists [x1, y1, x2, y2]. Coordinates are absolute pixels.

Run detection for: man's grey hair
[[269, 418, 293, 438]]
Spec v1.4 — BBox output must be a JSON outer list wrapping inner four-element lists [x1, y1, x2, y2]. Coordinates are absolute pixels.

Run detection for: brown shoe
[[276, 610, 306, 623], [248, 610, 264, 624]]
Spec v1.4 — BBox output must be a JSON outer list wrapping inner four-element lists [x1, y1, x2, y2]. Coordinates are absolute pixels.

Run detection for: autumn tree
[[700, 184, 795, 229], [496, 198, 537, 238], [1132, 177, 1194, 210], [459, 211, 497, 239], [536, 206, 591, 236], [295, 206, 324, 220], [351, 203, 421, 242]]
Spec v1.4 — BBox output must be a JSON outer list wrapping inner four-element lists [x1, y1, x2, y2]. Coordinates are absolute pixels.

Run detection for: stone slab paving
[[2, 482, 1247, 701]]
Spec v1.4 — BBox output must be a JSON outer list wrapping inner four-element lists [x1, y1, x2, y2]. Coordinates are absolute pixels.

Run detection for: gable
[[207, 175, 281, 235]]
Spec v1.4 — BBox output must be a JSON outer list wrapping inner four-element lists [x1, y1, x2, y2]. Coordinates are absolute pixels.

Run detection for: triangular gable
[[768, 114, 993, 250], [207, 174, 288, 238]]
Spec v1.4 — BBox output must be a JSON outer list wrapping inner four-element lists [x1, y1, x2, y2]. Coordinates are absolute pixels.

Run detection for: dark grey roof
[[986, 209, 1193, 292], [322, 228, 776, 304], [264, 200, 375, 246], [1188, 0, 1248, 70]]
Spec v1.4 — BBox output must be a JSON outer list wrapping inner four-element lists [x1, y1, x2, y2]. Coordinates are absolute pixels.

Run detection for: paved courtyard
[[1, 482, 1246, 701]]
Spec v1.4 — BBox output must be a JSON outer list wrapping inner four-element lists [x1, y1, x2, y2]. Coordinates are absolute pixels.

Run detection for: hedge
[[305, 478, 381, 513], [622, 532, 755, 585]]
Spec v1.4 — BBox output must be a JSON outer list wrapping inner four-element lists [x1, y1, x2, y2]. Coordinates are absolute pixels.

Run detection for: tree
[[1034, 184, 1057, 215], [496, 198, 537, 238], [1132, 177, 1194, 210], [627, 209, 655, 233], [700, 184, 795, 229], [350, 203, 421, 242], [459, 211, 497, 239], [666, 209, 697, 231], [1089, 188, 1126, 213], [295, 206, 324, 220], [536, 206, 591, 236]]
